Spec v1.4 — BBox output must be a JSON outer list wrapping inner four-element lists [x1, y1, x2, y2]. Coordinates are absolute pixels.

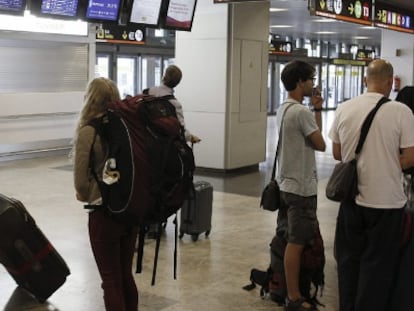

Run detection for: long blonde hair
[[70, 78, 120, 158], [77, 77, 120, 130]]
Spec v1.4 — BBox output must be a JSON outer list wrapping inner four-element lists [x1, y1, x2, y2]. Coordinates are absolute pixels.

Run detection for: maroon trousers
[[89, 210, 138, 311]]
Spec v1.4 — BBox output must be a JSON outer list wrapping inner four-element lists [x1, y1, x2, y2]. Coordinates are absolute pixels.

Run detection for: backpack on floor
[[88, 94, 195, 284], [243, 228, 325, 307]]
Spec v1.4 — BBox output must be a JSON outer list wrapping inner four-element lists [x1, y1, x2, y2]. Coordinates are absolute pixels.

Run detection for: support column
[[175, 0, 269, 170]]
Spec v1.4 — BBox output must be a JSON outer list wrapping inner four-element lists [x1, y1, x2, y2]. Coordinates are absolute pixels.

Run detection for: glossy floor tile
[[0, 114, 340, 311]]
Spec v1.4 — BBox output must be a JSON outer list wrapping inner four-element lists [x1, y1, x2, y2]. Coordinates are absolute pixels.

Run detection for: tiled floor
[[0, 114, 340, 311]]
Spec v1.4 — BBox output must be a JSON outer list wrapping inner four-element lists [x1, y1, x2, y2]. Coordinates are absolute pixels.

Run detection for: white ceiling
[[269, 0, 414, 48]]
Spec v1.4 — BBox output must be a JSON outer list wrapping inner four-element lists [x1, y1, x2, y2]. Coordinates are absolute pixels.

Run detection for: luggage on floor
[[243, 229, 325, 308], [0, 194, 70, 302], [179, 181, 213, 241]]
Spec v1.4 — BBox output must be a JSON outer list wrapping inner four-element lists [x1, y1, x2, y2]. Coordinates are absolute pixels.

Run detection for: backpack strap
[[151, 222, 164, 285], [160, 94, 176, 101], [136, 217, 179, 285], [84, 119, 105, 210], [141, 88, 175, 100], [173, 214, 178, 280], [136, 226, 147, 273], [355, 96, 390, 155]]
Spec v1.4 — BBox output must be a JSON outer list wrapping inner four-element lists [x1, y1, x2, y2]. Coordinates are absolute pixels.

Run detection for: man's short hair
[[281, 61, 315, 91], [163, 65, 182, 88]]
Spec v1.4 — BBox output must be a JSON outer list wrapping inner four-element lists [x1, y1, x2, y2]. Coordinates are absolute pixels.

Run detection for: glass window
[[117, 57, 136, 98], [141, 56, 162, 90], [95, 55, 110, 78]]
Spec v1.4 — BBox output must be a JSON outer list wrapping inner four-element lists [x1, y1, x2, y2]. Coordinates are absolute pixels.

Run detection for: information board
[[86, 0, 121, 22], [312, 0, 372, 26], [374, 0, 414, 34], [41, 0, 78, 17], [0, 0, 26, 15], [356, 48, 375, 60], [129, 0, 163, 26], [270, 41, 293, 54], [164, 0, 197, 31], [96, 24, 145, 45]]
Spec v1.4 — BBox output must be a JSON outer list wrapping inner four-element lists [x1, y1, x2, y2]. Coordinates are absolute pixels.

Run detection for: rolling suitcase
[[179, 181, 213, 241], [0, 193, 70, 302]]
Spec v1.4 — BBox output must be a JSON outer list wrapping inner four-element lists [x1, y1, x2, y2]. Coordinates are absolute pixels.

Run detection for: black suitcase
[[179, 181, 213, 241], [0, 193, 71, 302]]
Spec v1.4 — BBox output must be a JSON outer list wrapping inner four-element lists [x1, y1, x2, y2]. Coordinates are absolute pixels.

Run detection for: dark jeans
[[89, 210, 138, 311], [335, 200, 404, 311]]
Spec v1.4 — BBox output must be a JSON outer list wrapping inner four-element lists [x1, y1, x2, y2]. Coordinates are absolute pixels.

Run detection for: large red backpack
[[88, 94, 195, 283]]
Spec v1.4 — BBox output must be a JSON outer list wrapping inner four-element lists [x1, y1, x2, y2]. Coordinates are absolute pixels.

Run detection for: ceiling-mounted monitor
[[213, 0, 263, 2], [129, 0, 163, 27], [163, 0, 197, 31], [30, 0, 80, 19], [0, 0, 27, 15], [84, 0, 122, 23]]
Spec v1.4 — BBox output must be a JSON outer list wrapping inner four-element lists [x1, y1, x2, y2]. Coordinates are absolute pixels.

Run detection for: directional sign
[[96, 24, 146, 45], [270, 41, 293, 54], [374, 0, 414, 34], [313, 0, 372, 26]]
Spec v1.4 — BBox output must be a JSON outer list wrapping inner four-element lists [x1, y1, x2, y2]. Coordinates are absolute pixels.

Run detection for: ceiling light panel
[[270, 25, 293, 28], [270, 8, 288, 12]]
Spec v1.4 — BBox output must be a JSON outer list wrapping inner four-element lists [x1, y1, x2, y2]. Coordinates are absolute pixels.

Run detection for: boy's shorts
[[277, 191, 318, 245]]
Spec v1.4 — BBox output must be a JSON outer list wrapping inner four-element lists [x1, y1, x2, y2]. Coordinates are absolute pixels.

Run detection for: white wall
[[380, 29, 414, 99], [0, 92, 83, 145], [0, 26, 95, 155]]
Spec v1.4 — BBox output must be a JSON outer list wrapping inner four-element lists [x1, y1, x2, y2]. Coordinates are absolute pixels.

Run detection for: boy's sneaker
[[285, 297, 317, 311]]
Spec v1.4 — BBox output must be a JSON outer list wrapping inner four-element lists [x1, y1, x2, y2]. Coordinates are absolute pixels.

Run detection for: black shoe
[[285, 297, 317, 311]]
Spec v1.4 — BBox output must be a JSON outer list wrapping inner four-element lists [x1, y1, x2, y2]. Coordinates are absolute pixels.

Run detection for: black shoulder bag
[[260, 102, 295, 211], [326, 97, 390, 202]]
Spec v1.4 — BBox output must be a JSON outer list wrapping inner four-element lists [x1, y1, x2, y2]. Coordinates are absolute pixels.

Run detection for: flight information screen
[[164, 0, 197, 31], [41, 0, 79, 17], [0, 0, 26, 14], [86, 0, 121, 21], [129, 0, 162, 26]]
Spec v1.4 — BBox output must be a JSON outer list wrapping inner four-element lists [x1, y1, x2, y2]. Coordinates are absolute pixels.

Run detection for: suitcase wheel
[[191, 234, 199, 242]]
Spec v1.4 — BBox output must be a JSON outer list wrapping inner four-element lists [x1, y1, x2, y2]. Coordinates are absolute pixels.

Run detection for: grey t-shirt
[[276, 99, 319, 197]]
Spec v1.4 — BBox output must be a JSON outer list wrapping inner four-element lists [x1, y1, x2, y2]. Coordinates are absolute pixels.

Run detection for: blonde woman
[[73, 77, 138, 311]]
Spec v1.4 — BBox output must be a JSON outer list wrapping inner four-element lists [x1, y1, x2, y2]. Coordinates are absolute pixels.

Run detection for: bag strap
[[86, 116, 113, 210], [136, 227, 147, 273], [161, 94, 176, 101], [355, 97, 390, 155], [270, 102, 295, 180], [151, 222, 163, 285], [174, 215, 178, 280]]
